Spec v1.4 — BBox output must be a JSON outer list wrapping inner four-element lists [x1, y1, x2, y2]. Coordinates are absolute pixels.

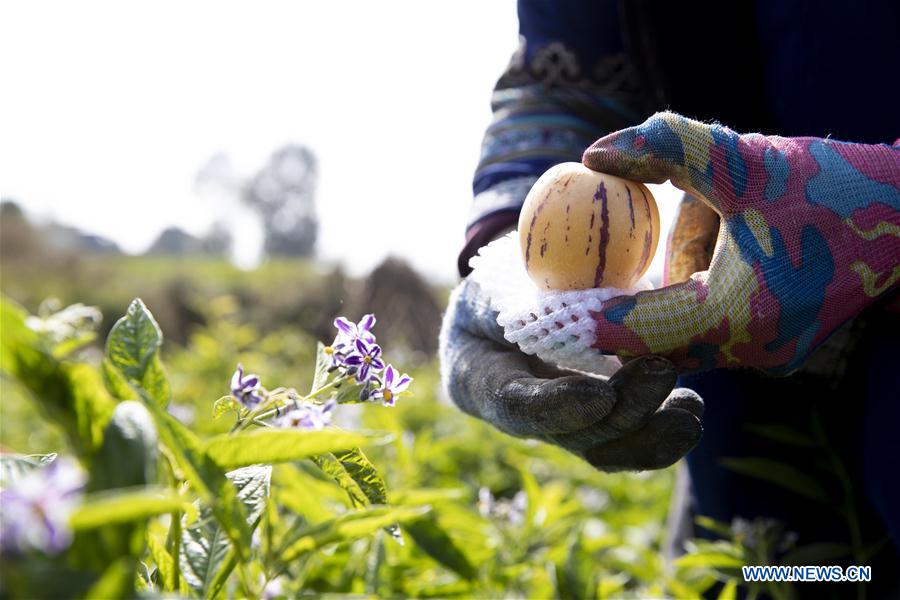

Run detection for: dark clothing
[[467, 1, 900, 596]]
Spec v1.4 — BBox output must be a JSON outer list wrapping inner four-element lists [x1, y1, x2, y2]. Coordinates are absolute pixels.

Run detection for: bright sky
[[1, 1, 680, 284]]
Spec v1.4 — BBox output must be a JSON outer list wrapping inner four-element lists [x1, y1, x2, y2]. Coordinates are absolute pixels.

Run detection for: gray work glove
[[439, 278, 704, 472]]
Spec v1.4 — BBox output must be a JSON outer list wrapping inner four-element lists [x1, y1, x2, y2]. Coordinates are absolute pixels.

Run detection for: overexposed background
[[1, 1, 679, 283]]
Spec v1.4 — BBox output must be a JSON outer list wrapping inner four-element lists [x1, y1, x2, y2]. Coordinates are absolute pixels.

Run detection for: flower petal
[[334, 317, 354, 335], [359, 314, 376, 331]]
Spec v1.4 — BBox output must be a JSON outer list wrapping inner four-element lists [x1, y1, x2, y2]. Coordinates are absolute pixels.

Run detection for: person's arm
[[459, 0, 646, 276], [441, 0, 704, 473]]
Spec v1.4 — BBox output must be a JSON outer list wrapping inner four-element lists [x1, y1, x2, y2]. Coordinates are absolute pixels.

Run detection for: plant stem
[[239, 375, 349, 429]]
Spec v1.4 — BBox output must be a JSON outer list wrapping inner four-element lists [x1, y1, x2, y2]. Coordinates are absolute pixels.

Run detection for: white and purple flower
[[333, 314, 376, 348], [231, 364, 264, 408], [277, 399, 336, 431], [324, 315, 378, 371], [0, 457, 85, 555], [344, 339, 385, 384], [371, 365, 412, 407]]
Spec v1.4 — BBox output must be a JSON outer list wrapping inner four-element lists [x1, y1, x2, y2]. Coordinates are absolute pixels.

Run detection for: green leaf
[[0, 453, 57, 487], [213, 395, 239, 419], [206, 548, 238, 600], [390, 488, 468, 506], [129, 394, 253, 563], [558, 533, 596, 600], [334, 379, 367, 404], [204, 429, 370, 469], [315, 447, 402, 543], [311, 341, 331, 393], [520, 467, 541, 530], [745, 422, 816, 447], [148, 534, 177, 592], [675, 549, 745, 570], [273, 463, 342, 522], [405, 514, 478, 580], [597, 573, 629, 599], [365, 531, 387, 596], [781, 542, 851, 566], [335, 448, 386, 504], [85, 557, 136, 600], [70, 488, 190, 530], [179, 465, 271, 597], [281, 505, 430, 562], [1, 297, 115, 455], [694, 515, 735, 539], [717, 579, 738, 600], [720, 457, 829, 503], [90, 400, 158, 491], [0, 297, 38, 371], [105, 298, 170, 407], [336, 447, 403, 543], [312, 453, 368, 507], [181, 520, 230, 598], [52, 331, 97, 359]]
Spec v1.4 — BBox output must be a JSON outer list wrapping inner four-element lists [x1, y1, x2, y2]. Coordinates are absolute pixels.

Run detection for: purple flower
[[231, 364, 263, 408], [277, 399, 336, 431], [0, 457, 85, 555], [371, 365, 412, 407], [324, 315, 377, 371], [344, 339, 385, 383], [333, 314, 376, 349]]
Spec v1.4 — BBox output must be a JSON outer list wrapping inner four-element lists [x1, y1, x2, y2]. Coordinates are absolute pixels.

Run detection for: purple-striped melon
[[518, 162, 660, 291]]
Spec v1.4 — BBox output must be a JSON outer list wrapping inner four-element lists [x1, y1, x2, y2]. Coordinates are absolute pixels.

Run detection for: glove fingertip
[[584, 408, 702, 472], [663, 387, 705, 419], [583, 112, 695, 184]]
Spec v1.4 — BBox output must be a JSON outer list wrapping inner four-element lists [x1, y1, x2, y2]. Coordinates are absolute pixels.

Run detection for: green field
[[0, 255, 762, 598]]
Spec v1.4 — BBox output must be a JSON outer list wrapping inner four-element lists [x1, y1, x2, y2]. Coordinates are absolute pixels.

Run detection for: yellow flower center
[[324, 346, 334, 356], [383, 389, 393, 402], [363, 355, 372, 364]]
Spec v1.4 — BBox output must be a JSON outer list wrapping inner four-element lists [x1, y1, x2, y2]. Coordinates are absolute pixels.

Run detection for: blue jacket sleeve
[[461, 0, 648, 276]]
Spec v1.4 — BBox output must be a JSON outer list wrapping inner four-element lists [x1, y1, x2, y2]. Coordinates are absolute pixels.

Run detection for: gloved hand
[[583, 112, 900, 374], [439, 277, 703, 472]]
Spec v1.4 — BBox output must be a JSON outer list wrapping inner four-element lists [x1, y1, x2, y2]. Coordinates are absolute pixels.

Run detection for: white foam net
[[468, 233, 653, 376]]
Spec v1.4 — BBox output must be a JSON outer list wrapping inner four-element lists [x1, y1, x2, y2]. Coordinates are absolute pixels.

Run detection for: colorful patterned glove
[[582, 112, 900, 374], [439, 278, 704, 472]]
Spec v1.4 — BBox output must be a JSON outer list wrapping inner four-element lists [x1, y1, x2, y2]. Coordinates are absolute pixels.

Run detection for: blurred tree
[[0, 199, 42, 260], [144, 223, 231, 258], [145, 226, 205, 256], [201, 221, 233, 256], [352, 257, 442, 359], [247, 145, 318, 257], [196, 145, 319, 260], [42, 222, 121, 255]]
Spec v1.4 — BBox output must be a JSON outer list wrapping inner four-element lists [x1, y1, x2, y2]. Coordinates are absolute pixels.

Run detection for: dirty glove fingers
[[546, 356, 678, 452], [447, 335, 620, 437], [606, 355, 678, 428], [582, 404, 703, 472]]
